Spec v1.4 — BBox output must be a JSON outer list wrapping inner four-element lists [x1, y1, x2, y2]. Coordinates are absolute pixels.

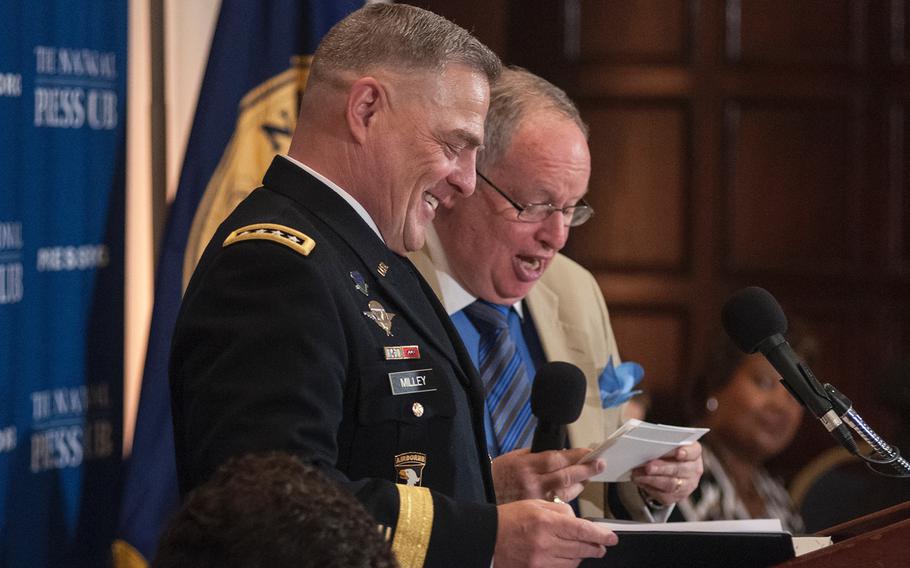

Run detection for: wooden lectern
[[777, 500, 910, 566]]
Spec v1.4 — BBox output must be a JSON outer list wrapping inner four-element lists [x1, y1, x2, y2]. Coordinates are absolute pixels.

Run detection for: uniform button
[[412, 402, 424, 417]]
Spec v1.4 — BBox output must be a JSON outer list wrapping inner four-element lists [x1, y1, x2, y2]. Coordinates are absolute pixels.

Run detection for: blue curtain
[[0, 2, 127, 566]]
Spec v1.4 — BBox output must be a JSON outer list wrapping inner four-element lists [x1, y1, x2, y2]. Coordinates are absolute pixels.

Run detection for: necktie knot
[[463, 300, 510, 334]]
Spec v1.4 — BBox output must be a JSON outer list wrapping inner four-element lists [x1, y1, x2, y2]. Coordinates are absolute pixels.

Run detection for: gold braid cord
[[391, 485, 434, 568]]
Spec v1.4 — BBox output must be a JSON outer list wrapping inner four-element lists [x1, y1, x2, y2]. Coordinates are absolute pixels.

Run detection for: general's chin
[[401, 226, 427, 253]]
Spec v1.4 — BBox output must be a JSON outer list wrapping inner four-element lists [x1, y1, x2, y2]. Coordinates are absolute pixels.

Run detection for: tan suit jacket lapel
[[409, 247, 442, 299], [525, 280, 606, 453], [526, 276, 611, 518]]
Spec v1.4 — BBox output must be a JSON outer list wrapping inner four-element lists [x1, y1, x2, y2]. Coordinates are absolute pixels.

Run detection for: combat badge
[[350, 270, 369, 296], [395, 452, 427, 487], [363, 300, 395, 336]]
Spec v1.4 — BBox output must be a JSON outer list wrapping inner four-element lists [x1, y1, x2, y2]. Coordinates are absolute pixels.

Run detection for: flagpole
[[150, 0, 167, 269]]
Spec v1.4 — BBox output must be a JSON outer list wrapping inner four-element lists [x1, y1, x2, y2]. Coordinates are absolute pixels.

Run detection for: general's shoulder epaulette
[[222, 223, 315, 256]]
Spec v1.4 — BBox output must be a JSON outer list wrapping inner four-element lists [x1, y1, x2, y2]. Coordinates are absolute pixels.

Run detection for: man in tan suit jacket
[[411, 67, 702, 521]]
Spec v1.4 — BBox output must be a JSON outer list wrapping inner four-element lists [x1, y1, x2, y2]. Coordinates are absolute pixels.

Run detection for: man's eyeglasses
[[476, 170, 594, 227]]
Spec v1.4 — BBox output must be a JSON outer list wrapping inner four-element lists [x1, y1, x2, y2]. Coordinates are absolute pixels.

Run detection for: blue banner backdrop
[[114, 2, 362, 565], [0, 2, 127, 567]]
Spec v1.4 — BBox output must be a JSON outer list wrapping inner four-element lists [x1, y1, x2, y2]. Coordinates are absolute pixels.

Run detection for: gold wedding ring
[[674, 477, 683, 492]]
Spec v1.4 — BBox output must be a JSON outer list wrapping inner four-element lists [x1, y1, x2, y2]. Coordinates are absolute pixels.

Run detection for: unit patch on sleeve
[[394, 452, 427, 487]]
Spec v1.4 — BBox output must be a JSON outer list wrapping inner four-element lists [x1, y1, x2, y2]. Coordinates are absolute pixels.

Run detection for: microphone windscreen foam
[[721, 286, 788, 354], [530, 361, 586, 425]]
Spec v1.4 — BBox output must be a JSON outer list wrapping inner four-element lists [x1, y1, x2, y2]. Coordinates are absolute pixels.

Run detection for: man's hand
[[494, 500, 618, 568], [492, 448, 605, 504], [630, 441, 704, 506]]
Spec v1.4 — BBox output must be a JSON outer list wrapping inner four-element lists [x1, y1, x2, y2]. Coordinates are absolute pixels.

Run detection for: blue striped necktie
[[463, 300, 536, 456]]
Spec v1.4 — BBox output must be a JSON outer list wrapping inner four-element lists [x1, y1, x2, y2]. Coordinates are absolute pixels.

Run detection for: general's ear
[[345, 77, 384, 144]]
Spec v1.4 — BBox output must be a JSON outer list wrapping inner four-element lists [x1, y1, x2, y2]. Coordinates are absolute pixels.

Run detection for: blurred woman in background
[[671, 324, 818, 533]]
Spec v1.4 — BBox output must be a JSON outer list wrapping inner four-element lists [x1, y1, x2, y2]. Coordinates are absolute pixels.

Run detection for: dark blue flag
[[114, 2, 362, 565]]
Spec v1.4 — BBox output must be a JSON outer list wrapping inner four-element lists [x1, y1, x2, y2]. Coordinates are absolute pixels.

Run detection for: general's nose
[[448, 154, 477, 197]]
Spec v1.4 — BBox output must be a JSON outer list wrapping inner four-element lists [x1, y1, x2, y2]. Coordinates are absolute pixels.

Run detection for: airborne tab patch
[[395, 452, 427, 486], [223, 223, 315, 256]]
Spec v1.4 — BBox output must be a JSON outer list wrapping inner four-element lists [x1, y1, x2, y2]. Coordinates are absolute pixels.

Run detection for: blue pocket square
[[598, 355, 644, 408]]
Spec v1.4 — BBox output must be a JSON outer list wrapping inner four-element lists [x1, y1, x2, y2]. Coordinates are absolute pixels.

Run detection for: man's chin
[[489, 283, 532, 306], [401, 230, 427, 254]]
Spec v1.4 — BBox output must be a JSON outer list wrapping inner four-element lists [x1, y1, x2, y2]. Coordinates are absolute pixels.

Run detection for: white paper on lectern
[[593, 518, 784, 533], [792, 535, 833, 556], [578, 419, 709, 482]]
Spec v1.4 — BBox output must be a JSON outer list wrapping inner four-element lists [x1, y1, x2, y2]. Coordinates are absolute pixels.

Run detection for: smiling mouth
[[424, 192, 439, 211]]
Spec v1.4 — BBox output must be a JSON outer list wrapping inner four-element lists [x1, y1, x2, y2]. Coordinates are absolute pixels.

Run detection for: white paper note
[[579, 419, 709, 482]]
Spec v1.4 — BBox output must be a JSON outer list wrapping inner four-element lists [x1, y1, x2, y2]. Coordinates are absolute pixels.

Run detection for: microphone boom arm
[[722, 286, 909, 478], [824, 383, 910, 476]]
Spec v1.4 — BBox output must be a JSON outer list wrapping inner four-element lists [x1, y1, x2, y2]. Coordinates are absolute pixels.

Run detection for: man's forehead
[[491, 160, 590, 202]]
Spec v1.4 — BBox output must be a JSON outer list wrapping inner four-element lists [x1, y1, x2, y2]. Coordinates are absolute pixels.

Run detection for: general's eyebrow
[[452, 128, 483, 149]]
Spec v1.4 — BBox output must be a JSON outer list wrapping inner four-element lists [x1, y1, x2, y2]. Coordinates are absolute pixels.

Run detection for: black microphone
[[721, 287, 858, 454], [530, 361, 587, 453]]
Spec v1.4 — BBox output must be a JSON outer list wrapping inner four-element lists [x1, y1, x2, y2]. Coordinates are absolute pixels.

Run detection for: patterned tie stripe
[[463, 300, 536, 455]]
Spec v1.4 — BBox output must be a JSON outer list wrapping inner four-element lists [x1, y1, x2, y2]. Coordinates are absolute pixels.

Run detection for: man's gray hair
[[311, 3, 501, 84], [478, 66, 588, 171]]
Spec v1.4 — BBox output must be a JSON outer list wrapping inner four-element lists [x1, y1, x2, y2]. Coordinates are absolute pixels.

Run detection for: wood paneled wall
[[415, 0, 910, 480]]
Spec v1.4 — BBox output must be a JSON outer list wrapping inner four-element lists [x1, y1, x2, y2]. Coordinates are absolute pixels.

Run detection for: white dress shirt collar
[[424, 226, 524, 319], [283, 154, 384, 244]]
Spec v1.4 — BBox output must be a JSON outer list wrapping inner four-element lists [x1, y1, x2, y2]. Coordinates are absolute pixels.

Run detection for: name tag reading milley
[[388, 368, 437, 395]]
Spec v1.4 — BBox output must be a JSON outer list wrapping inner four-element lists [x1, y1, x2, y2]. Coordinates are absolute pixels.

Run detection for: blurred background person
[[622, 392, 652, 422], [671, 323, 819, 533], [153, 452, 398, 568]]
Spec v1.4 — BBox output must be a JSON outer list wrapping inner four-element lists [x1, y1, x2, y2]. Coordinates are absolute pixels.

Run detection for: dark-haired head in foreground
[[153, 453, 398, 568]]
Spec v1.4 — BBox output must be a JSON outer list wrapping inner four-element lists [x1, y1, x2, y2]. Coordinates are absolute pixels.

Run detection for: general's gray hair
[[310, 4, 500, 84], [478, 66, 588, 171]]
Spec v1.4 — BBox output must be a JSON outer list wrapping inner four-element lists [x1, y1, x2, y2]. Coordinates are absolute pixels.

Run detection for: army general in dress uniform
[[169, 5, 617, 568]]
